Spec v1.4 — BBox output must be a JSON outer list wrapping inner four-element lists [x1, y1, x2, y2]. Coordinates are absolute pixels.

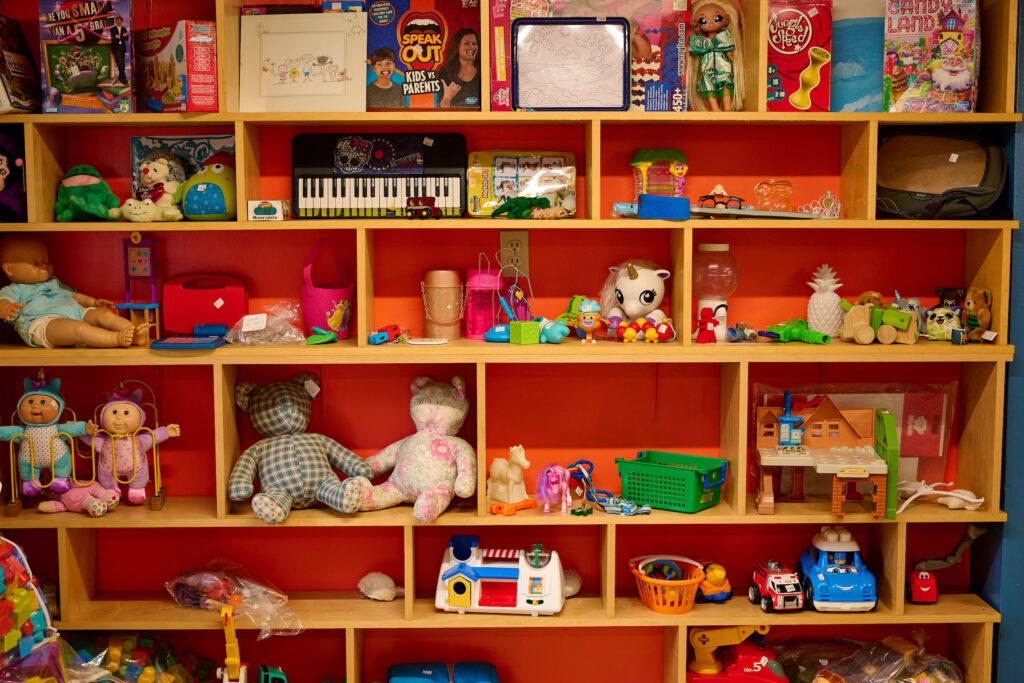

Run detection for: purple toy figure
[[537, 464, 571, 514], [79, 387, 180, 505], [38, 481, 120, 517]]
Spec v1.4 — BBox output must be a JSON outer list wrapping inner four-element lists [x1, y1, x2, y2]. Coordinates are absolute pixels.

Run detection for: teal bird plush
[[173, 152, 237, 221], [54, 165, 120, 222]]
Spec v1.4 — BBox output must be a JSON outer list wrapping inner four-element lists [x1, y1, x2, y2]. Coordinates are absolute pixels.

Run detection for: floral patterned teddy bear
[[340, 376, 476, 523]]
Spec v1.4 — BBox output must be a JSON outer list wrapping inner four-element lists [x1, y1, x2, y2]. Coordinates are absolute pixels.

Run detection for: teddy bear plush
[[960, 287, 992, 342], [340, 376, 476, 523], [854, 290, 883, 308], [228, 373, 370, 524]]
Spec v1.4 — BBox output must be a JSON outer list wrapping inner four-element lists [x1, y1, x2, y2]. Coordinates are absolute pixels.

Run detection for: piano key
[[344, 177, 354, 217], [297, 177, 307, 217], [314, 177, 323, 216], [371, 177, 380, 217], [450, 176, 461, 217], [329, 178, 339, 217]]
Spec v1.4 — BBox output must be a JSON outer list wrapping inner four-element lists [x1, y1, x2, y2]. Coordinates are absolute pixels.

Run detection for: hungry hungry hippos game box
[[38, 0, 134, 113], [766, 0, 833, 112], [884, 0, 979, 113]]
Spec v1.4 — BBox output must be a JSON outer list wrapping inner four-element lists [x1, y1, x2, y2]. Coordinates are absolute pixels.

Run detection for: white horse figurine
[[486, 444, 530, 504], [599, 260, 671, 339]]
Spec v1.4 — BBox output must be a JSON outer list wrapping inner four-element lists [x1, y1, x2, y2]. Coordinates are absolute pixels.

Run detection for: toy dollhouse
[[756, 392, 874, 454], [435, 535, 567, 617]]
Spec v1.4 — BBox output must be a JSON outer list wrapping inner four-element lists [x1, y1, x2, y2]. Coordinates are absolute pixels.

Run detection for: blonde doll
[[688, 0, 745, 112]]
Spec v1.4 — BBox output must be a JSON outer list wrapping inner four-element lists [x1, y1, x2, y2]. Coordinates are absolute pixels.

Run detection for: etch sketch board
[[511, 17, 630, 111]]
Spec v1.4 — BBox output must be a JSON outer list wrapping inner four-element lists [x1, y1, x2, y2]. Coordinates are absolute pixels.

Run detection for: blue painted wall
[[994, 12, 1023, 681]]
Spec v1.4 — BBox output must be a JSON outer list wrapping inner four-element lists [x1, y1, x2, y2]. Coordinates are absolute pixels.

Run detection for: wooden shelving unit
[[0, 0, 1018, 680]]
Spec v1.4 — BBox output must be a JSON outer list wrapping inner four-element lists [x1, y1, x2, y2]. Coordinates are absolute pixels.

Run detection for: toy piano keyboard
[[292, 133, 467, 218]]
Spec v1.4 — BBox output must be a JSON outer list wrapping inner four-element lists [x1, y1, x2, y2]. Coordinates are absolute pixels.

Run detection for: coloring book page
[[240, 13, 367, 112], [514, 21, 628, 109]]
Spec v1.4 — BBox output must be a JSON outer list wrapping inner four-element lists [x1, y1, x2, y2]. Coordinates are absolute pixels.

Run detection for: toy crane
[[216, 605, 289, 683], [688, 625, 787, 681]]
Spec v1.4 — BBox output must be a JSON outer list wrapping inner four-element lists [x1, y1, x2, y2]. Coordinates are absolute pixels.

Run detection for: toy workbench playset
[[0, 0, 1016, 679]]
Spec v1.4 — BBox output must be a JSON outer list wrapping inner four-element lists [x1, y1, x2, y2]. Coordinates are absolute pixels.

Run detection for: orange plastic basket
[[629, 555, 705, 614]]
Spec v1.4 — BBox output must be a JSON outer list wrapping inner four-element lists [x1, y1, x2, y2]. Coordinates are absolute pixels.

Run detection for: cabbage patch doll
[[0, 374, 97, 498]]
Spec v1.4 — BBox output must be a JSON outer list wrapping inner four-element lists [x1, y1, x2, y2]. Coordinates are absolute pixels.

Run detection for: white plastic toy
[[485, 444, 530, 504], [436, 535, 570, 616], [896, 480, 984, 514]]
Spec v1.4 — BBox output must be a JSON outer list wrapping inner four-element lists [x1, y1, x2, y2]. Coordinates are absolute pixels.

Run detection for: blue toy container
[[388, 662, 499, 683]]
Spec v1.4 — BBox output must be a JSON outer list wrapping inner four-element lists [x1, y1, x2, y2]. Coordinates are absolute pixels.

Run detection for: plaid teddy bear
[[339, 376, 476, 523], [228, 373, 370, 524]]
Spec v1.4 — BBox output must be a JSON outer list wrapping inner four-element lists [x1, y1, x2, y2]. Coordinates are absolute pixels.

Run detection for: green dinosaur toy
[[54, 165, 120, 222], [491, 196, 550, 219]]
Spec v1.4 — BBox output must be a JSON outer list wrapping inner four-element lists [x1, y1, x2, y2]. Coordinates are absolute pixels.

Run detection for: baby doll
[[38, 481, 120, 517], [0, 374, 98, 498], [0, 235, 147, 348], [688, 0, 745, 112], [79, 387, 180, 505], [537, 464, 571, 514]]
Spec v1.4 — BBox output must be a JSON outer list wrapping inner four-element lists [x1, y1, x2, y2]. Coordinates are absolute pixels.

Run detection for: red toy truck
[[748, 560, 804, 612]]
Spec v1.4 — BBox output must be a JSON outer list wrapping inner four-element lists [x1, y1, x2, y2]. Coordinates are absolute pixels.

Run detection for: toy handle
[[303, 238, 349, 288], [702, 463, 727, 490], [629, 555, 705, 573]]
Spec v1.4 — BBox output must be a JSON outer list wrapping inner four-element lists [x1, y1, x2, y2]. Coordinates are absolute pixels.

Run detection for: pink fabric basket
[[301, 239, 354, 339]]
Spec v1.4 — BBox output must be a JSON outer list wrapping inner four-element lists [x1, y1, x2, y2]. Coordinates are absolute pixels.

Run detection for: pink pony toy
[[537, 464, 571, 514]]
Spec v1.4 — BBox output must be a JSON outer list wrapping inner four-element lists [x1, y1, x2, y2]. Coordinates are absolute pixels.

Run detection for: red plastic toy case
[[162, 274, 247, 333]]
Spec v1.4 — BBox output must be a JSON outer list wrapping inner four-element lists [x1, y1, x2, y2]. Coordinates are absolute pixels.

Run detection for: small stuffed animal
[[960, 287, 992, 342], [854, 290, 883, 308], [38, 482, 120, 517], [339, 376, 476, 524], [925, 307, 960, 341], [109, 197, 182, 222], [174, 152, 237, 221], [936, 287, 966, 310], [109, 150, 186, 222], [228, 373, 370, 524], [54, 165, 120, 222]]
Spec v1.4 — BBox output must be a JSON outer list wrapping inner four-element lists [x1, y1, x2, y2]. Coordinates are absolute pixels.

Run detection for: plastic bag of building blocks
[[893, 652, 963, 683], [773, 638, 861, 683], [0, 637, 125, 683], [165, 559, 303, 640], [0, 535, 55, 666], [226, 301, 306, 345], [72, 632, 217, 683]]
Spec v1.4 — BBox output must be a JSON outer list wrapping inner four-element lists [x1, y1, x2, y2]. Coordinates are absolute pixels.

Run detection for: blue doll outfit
[[0, 278, 87, 347], [0, 377, 85, 497]]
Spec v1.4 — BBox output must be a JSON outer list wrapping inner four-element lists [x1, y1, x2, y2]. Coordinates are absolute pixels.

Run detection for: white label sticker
[[949, 153, 959, 163], [304, 379, 321, 399], [982, 330, 998, 342], [809, 6, 818, 16], [574, 486, 584, 496], [241, 313, 267, 332], [672, 0, 687, 10], [213, 297, 225, 309], [423, 137, 434, 147]]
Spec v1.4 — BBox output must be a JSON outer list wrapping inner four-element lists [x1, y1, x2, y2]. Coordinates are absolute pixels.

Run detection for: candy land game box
[[38, 0, 134, 113], [884, 0, 979, 113], [490, 0, 689, 112], [365, 0, 482, 110]]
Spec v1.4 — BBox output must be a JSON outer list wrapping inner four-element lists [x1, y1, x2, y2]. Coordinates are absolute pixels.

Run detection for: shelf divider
[[235, 121, 261, 220], [476, 362, 488, 516], [670, 227, 692, 346], [404, 526, 416, 621], [951, 622, 994, 681], [722, 362, 749, 515], [214, 364, 240, 519], [58, 528, 96, 626], [24, 122, 63, 223], [586, 119, 601, 219], [346, 627, 364, 683], [600, 524, 616, 619], [664, 625, 686, 683], [357, 228, 376, 346]]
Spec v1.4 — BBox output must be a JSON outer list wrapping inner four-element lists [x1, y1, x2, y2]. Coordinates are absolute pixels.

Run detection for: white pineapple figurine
[[807, 264, 843, 337]]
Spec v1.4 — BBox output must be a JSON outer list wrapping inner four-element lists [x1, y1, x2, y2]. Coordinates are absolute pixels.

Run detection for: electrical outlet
[[499, 230, 529, 276]]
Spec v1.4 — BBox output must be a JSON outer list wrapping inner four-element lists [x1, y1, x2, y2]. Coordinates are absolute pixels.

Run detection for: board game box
[[766, 0, 832, 112], [0, 17, 41, 113], [830, 0, 884, 112], [365, 0, 481, 110], [138, 20, 218, 113], [884, 0, 979, 113], [38, 0, 134, 114], [490, 0, 689, 113]]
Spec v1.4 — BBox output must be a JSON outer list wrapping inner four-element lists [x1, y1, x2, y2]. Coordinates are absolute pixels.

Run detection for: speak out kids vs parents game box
[[38, 0, 134, 113], [365, 0, 482, 110]]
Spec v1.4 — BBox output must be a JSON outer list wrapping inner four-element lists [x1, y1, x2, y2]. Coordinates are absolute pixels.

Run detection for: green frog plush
[[173, 152, 237, 221], [54, 165, 120, 222]]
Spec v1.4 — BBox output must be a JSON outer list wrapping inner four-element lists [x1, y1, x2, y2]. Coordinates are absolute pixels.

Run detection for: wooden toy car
[[407, 196, 442, 219], [748, 560, 804, 612]]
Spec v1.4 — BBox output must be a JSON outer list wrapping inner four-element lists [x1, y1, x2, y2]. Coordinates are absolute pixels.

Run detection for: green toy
[[173, 152, 237, 221], [492, 196, 550, 219], [54, 165, 120, 222]]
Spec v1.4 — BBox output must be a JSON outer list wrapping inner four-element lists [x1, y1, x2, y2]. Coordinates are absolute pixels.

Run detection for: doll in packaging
[[688, 0, 745, 111]]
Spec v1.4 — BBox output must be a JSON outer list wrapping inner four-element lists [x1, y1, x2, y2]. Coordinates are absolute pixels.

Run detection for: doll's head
[[0, 235, 53, 285], [692, 1, 731, 36], [100, 388, 147, 435], [17, 376, 65, 427], [138, 150, 187, 188]]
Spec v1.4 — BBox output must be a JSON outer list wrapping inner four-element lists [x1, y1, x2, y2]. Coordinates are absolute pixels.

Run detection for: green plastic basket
[[615, 451, 729, 513]]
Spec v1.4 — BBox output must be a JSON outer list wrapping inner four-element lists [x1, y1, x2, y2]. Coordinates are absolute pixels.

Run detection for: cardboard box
[[766, 0, 833, 112], [38, 0, 134, 114], [138, 20, 218, 113], [0, 17, 41, 113]]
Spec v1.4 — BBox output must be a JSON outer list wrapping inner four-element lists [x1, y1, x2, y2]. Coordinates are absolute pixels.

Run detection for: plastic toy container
[[615, 451, 729, 513], [629, 555, 705, 614]]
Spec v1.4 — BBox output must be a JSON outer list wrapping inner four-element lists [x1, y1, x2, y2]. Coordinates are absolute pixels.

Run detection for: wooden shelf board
[[55, 593, 998, 631], [6, 219, 1016, 233], [742, 495, 1008, 524], [8, 112, 1020, 126]]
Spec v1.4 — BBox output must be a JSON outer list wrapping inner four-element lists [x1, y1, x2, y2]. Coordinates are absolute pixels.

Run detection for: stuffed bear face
[[409, 376, 468, 436], [926, 307, 958, 340], [936, 287, 965, 309], [236, 373, 318, 437], [962, 287, 991, 318]]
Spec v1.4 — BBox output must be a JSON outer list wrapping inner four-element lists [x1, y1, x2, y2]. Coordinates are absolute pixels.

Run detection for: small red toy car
[[908, 570, 938, 603], [407, 196, 441, 219], [748, 560, 804, 612]]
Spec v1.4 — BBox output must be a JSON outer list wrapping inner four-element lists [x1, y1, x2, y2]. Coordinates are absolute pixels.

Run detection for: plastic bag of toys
[[773, 638, 861, 683], [165, 558, 303, 640], [71, 632, 218, 683], [0, 637, 125, 683], [0, 535, 55, 667], [226, 301, 306, 345], [811, 635, 963, 683]]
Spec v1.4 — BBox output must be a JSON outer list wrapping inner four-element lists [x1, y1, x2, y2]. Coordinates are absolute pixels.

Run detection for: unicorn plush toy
[[599, 259, 674, 341]]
